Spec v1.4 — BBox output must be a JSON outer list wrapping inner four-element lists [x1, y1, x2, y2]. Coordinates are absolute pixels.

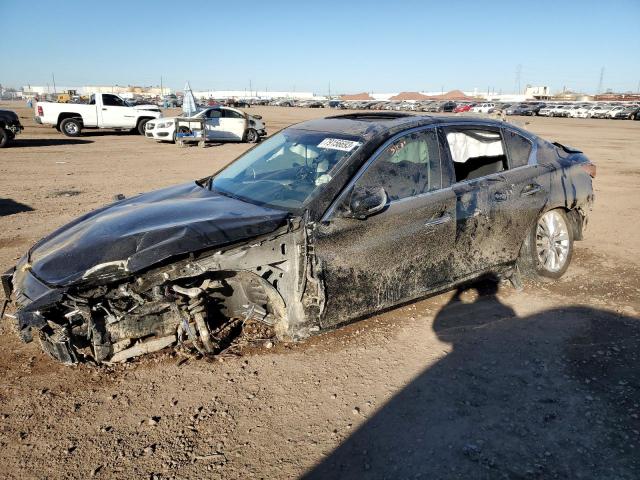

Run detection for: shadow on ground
[[0, 198, 34, 216], [11, 138, 93, 147], [305, 275, 640, 479]]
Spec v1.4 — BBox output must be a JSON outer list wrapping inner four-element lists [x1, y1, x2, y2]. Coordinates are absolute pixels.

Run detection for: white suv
[[471, 103, 496, 113], [145, 106, 266, 143]]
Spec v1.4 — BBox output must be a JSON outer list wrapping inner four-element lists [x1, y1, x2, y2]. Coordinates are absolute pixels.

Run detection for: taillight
[[581, 162, 596, 178], [37, 106, 43, 116]]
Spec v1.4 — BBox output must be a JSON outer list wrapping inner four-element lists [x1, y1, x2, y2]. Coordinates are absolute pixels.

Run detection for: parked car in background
[[562, 105, 584, 117], [538, 105, 563, 117], [227, 99, 251, 108], [161, 94, 182, 108], [589, 105, 614, 119], [439, 101, 457, 112], [0, 109, 24, 148], [144, 106, 266, 143], [551, 105, 573, 117], [35, 93, 162, 136], [569, 105, 594, 118], [453, 103, 474, 113], [610, 105, 640, 119], [494, 103, 512, 112], [605, 105, 626, 118], [328, 100, 346, 109], [3, 112, 595, 365], [506, 103, 544, 116], [306, 101, 325, 108], [471, 103, 496, 113]]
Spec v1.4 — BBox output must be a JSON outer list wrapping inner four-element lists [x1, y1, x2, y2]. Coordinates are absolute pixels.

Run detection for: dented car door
[[315, 127, 456, 328]]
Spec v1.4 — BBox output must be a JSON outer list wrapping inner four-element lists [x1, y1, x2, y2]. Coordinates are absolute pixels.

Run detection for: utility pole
[[52, 73, 57, 94], [597, 67, 604, 94], [515, 64, 522, 94], [328, 81, 331, 99], [160, 75, 164, 96], [249, 79, 252, 98]]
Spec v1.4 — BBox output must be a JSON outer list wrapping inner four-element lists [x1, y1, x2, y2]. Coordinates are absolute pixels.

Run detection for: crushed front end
[[3, 219, 325, 366]]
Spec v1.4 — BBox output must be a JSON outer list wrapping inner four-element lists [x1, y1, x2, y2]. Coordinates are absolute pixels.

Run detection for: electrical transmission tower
[[597, 67, 604, 94], [515, 64, 522, 94]]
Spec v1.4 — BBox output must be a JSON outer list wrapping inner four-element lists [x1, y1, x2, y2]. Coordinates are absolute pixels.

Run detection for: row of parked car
[[534, 103, 640, 119], [264, 98, 640, 120]]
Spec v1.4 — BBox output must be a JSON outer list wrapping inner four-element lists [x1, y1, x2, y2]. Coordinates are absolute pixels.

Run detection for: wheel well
[[57, 113, 83, 128], [519, 206, 584, 259], [137, 116, 154, 126], [534, 206, 584, 241], [563, 207, 586, 241]]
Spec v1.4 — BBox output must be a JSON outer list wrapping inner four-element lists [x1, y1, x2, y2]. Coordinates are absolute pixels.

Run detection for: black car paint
[[314, 122, 591, 329], [25, 182, 289, 287], [4, 113, 594, 364], [0, 109, 24, 146]]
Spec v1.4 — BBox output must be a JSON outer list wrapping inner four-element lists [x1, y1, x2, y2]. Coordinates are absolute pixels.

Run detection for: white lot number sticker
[[317, 138, 361, 152]]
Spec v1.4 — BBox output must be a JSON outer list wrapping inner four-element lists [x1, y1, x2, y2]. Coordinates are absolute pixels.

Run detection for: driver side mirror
[[347, 186, 388, 220]]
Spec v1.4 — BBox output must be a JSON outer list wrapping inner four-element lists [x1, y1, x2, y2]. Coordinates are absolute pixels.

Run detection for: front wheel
[[244, 128, 259, 143], [518, 209, 573, 280], [60, 118, 82, 137], [137, 119, 150, 135], [0, 129, 11, 148]]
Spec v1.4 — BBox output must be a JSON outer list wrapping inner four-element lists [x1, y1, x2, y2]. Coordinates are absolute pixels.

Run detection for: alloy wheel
[[535, 210, 570, 272]]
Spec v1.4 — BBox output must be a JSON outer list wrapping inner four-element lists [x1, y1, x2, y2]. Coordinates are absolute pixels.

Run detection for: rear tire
[[518, 209, 574, 280], [0, 129, 10, 148], [137, 119, 150, 135], [60, 118, 82, 137]]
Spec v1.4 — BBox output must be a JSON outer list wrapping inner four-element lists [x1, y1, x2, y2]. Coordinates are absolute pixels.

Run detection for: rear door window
[[443, 127, 507, 182], [502, 129, 533, 168], [223, 109, 244, 119]]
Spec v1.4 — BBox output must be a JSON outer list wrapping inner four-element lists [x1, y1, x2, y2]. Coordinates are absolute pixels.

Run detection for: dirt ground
[[1, 101, 639, 479]]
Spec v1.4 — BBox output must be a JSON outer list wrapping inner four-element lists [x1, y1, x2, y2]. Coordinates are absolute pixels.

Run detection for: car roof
[[291, 112, 509, 140]]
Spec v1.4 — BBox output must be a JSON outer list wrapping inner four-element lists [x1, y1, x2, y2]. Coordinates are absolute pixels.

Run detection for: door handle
[[102, 108, 107, 111], [424, 213, 452, 228], [521, 183, 542, 197]]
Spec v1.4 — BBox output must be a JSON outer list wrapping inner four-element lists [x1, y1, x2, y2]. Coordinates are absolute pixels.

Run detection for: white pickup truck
[[34, 93, 162, 137]]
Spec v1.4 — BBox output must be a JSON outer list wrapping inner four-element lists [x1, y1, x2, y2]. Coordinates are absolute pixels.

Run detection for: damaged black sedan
[[2, 113, 595, 365]]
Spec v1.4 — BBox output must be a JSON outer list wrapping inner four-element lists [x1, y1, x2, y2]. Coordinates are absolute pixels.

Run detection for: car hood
[[133, 104, 161, 112], [0, 109, 19, 122], [25, 182, 289, 287]]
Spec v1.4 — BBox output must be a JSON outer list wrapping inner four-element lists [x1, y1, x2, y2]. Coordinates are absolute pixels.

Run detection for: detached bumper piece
[[38, 323, 78, 365], [1, 268, 13, 299]]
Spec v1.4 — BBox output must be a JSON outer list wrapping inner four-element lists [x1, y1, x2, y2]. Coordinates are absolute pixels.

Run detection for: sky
[[1, 0, 639, 95]]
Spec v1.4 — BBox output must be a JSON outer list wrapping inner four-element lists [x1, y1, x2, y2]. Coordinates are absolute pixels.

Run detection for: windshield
[[210, 129, 363, 212]]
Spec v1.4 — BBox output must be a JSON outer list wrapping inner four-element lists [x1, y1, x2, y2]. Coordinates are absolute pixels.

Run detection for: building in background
[[552, 90, 594, 102], [21, 85, 172, 99], [594, 92, 640, 102], [524, 86, 551, 100], [192, 90, 316, 100]]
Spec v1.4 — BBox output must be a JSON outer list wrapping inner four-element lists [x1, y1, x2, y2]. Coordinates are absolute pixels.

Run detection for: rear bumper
[[33, 116, 43, 124]]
